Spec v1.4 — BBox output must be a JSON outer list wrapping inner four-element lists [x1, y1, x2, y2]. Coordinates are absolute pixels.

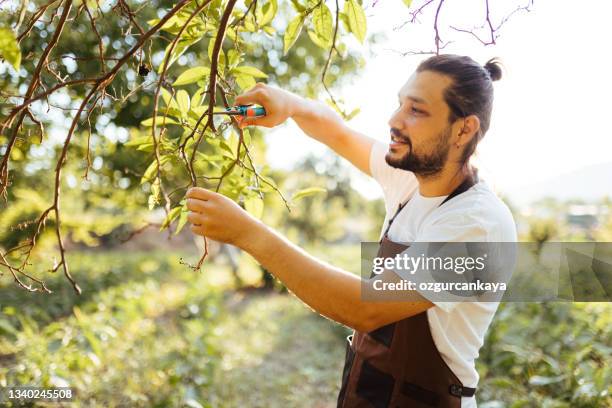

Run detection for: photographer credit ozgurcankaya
[[184, 54, 516, 408]]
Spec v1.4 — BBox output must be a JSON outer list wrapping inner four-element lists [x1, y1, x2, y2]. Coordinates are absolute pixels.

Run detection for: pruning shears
[[213, 104, 267, 118]]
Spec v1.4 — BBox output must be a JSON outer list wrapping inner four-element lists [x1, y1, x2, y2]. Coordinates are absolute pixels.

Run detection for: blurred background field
[[1, 200, 611, 407]]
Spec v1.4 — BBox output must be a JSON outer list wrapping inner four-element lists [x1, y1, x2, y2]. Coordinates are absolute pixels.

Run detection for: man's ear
[[455, 114, 480, 147]]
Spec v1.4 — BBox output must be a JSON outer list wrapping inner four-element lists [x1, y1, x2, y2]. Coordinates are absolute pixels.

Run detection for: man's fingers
[[238, 117, 261, 128], [186, 187, 216, 201], [187, 211, 202, 225], [234, 85, 265, 106], [190, 225, 205, 235], [186, 198, 208, 213], [233, 91, 257, 106]]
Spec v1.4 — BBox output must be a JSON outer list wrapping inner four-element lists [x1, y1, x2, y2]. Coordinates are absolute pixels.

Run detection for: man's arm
[[185, 187, 434, 332], [234, 83, 375, 176], [242, 218, 433, 332], [291, 98, 375, 176]]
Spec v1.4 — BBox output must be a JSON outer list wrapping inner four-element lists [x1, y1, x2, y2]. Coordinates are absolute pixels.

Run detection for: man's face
[[386, 70, 457, 176]]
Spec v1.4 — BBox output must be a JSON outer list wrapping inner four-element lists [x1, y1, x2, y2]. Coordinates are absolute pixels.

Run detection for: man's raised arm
[[234, 83, 375, 175]]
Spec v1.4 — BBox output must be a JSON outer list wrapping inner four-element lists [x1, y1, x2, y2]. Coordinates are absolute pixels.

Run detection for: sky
[[264, 0, 612, 200]]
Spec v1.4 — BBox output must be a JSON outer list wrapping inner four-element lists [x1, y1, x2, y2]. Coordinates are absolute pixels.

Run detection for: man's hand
[[236, 82, 375, 175], [185, 187, 260, 247], [233, 83, 301, 128]]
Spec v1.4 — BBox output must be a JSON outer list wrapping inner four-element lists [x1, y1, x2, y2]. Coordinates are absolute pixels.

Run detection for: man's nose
[[388, 108, 404, 130]]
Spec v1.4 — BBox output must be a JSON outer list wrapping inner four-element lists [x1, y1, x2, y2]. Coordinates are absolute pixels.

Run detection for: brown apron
[[337, 176, 478, 408]]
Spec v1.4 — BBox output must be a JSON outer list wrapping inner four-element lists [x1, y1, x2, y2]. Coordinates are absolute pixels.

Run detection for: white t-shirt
[[369, 141, 517, 408]]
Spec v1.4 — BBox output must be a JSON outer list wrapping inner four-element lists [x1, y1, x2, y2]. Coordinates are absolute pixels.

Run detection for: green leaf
[[344, 0, 367, 43], [310, 4, 333, 49], [307, 30, 328, 50], [260, 0, 278, 26], [339, 12, 351, 34], [147, 14, 196, 35], [124, 135, 153, 147], [226, 26, 239, 39], [263, 26, 276, 36], [242, 15, 257, 32], [158, 37, 200, 74], [232, 66, 268, 78], [174, 66, 210, 86], [283, 14, 305, 55], [242, 128, 252, 146], [345, 107, 361, 121], [245, 196, 264, 219], [219, 139, 235, 159], [0, 27, 21, 70], [290, 0, 306, 13], [176, 89, 190, 113], [160, 88, 179, 110], [291, 187, 327, 202], [160, 206, 182, 231], [148, 194, 157, 210], [151, 178, 161, 200], [175, 202, 189, 235], [227, 49, 242, 69], [141, 116, 180, 127], [235, 74, 256, 91], [0, 318, 17, 336], [402, 0, 413, 7], [141, 157, 170, 184], [191, 88, 207, 108], [228, 131, 239, 155], [142, 161, 159, 185]]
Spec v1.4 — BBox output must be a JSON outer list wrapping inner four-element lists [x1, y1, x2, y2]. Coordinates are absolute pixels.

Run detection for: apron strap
[[380, 171, 479, 243], [449, 384, 477, 398], [439, 171, 479, 206]]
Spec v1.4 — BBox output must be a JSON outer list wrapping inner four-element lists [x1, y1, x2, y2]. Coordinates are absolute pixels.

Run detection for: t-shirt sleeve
[[369, 141, 418, 208]]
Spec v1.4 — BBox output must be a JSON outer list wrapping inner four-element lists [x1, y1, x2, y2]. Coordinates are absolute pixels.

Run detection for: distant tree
[[527, 218, 558, 260]]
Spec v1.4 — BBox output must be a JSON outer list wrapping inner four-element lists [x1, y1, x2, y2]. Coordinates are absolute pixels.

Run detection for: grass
[[0, 248, 351, 407], [207, 291, 348, 408]]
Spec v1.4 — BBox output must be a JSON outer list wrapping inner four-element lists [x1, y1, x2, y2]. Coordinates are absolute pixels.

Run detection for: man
[[185, 54, 517, 407]]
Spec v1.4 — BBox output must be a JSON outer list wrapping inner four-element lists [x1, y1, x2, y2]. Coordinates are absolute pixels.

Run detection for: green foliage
[[174, 66, 211, 86], [283, 14, 306, 54], [344, 0, 367, 43], [528, 219, 558, 244], [528, 218, 560, 258], [0, 251, 224, 407], [291, 186, 327, 202], [0, 26, 20, 70], [309, 3, 334, 49], [2, 250, 609, 407], [261, 154, 379, 244], [1, 0, 367, 268], [478, 303, 611, 407]]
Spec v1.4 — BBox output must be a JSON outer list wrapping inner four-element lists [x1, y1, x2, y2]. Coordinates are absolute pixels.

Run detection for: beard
[[385, 126, 452, 177]]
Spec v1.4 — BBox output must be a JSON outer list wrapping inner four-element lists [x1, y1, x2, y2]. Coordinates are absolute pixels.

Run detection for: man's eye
[[410, 107, 423, 114]]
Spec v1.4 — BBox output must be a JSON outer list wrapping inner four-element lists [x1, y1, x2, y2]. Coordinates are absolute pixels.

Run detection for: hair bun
[[484, 58, 503, 81]]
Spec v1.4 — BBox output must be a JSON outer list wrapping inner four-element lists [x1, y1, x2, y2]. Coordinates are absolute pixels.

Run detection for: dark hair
[[416, 54, 503, 167]]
